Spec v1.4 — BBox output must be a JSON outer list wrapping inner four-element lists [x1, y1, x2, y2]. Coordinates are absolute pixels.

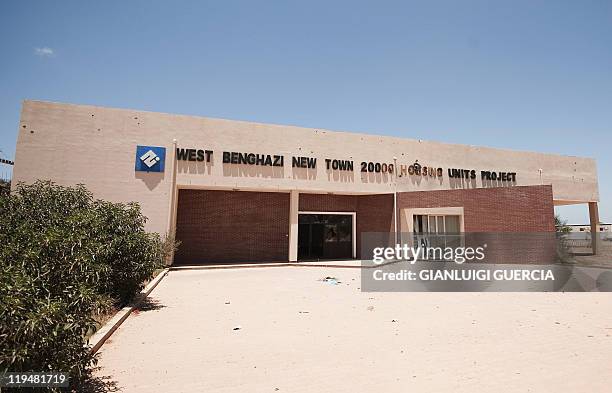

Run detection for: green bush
[[555, 214, 572, 235], [0, 181, 164, 380], [0, 179, 9, 196], [555, 214, 573, 263]]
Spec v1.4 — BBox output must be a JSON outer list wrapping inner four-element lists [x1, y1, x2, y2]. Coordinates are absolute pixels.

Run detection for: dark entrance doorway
[[298, 214, 354, 260]]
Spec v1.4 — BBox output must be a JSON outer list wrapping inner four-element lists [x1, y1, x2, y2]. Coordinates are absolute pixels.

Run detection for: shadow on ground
[[133, 297, 166, 313], [71, 368, 121, 392]]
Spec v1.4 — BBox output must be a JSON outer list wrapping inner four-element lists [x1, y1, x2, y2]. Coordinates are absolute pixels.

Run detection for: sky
[[0, 0, 610, 224]]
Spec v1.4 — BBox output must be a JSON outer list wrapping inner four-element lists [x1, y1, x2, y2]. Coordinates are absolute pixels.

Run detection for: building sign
[[169, 146, 518, 184], [397, 161, 443, 178], [448, 168, 517, 181], [176, 148, 213, 162], [448, 168, 477, 179], [480, 170, 516, 182], [222, 151, 284, 167], [293, 156, 317, 168], [135, 145, 166, 172]]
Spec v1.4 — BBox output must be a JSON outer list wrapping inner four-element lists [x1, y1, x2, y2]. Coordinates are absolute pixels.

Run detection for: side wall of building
[[174, 190, 290, 264], [173, 186, 554, 264], [397, 185, 555, 232], [397, 185, 556, 264]]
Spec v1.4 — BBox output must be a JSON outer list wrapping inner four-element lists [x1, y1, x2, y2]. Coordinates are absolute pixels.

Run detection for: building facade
[[12, 101, 601, 263]]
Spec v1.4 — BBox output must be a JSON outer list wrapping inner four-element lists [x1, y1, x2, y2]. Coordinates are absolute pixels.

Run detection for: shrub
[[555, 215, 573, 263], [0, 179, 9, 196], [0, 181, 164, 381], [87, 200, 164, 304], [555, 215, 572, 235]]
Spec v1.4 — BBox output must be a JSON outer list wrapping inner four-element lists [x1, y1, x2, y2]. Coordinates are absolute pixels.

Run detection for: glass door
[[298, 214, 353, 260]]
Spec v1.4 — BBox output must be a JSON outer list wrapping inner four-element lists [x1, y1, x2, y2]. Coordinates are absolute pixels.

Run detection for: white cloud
[[34, 47, 55, 57]]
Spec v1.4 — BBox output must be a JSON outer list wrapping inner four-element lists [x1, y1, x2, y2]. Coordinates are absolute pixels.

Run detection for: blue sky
[[0, 0, 610, 223]]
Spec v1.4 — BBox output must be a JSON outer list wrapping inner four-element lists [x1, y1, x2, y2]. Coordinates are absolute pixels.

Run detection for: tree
[[555, 215, 572, 235]]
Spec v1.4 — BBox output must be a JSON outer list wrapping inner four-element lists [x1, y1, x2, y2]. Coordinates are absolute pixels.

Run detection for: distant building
[[566, 224, 611, 233]]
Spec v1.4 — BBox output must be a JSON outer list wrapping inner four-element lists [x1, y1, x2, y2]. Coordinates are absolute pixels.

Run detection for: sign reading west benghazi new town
[[171, 147, 517, 182]]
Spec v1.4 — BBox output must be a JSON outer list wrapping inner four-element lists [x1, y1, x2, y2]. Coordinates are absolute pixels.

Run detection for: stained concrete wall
[[13, 100, 599, 235]]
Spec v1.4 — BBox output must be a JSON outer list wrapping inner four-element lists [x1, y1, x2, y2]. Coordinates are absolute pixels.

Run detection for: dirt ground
[[94, 266, 612, 393]]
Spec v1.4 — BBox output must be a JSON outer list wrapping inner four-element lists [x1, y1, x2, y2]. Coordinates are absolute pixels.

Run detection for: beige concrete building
[[12, 100, 601, 263]]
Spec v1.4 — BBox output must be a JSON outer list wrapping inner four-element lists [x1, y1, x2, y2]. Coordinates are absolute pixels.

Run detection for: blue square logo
[[135, 145, 166, 172]]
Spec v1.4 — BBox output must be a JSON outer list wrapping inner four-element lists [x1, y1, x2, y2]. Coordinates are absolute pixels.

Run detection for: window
[[413, 215, 461, 234], [413, 214, 462, 250]]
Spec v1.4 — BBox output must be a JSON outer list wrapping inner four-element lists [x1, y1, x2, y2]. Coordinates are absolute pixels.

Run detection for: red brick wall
[[174, 186, 555, 264], [397, 185, 556, 264], [174, 190, 289, 264], [299, 193, 395, 258], [397, 185, 555, 232]]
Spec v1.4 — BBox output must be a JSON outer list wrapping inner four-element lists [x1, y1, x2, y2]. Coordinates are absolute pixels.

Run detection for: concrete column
[[589, 202, 599, 255], [288, 190, 299, 262], [164, 139, 180, 265]]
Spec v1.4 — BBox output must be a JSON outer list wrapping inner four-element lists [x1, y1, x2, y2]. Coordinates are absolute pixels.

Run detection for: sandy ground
[[94, 266, 612, 393], [573, 240, 612, 268]]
